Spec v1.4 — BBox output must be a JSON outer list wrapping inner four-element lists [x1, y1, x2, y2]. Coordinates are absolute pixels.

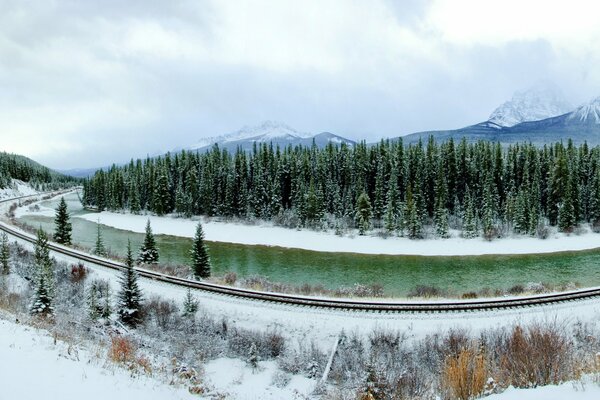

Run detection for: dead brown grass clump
[[108, 336, 137, 364], [441, 347, 487, 400]]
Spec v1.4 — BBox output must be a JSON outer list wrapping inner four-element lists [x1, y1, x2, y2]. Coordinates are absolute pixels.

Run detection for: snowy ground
[[73, 210, 600, 256], [0, 315, 316, 400], [486, 379, 600, 400], [0, 316, 194, 400], [0, 179, 38, 201]]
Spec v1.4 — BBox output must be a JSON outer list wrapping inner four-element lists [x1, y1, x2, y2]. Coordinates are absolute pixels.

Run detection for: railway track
[[2, 192, 600, 313]]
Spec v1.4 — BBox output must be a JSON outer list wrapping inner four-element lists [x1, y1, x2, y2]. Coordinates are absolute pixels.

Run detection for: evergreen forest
[[81, 138, 600, 240], [0, 152, 77, 190]]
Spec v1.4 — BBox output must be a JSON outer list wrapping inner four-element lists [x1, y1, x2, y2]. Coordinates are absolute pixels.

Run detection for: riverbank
[[74, 210, 600, 256]]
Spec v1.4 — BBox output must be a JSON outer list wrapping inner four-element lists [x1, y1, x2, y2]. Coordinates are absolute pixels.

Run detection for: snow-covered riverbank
[[75, 211, 600, 256]]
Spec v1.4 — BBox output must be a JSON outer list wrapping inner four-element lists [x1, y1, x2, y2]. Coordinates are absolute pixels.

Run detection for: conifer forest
[[82, 138, 600, 239]]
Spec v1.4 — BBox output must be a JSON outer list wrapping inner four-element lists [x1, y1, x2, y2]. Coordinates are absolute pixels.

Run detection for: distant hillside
[[400, 97, 600, 146], [186, 121, 356, 153], [0, 152, 79, 189]]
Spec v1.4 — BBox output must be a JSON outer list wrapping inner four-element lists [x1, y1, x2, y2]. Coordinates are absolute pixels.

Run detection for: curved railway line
[[2, 192, 600, 313]]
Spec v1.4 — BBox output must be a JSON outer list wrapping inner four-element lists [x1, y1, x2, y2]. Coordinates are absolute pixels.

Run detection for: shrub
[[441, 347, 487, 400], [498, 324, 574, 388], [408, 285, 447, 298], [70, 263, 87, 283], [109, 336, 136, 364], [224, 272, 237, 285]]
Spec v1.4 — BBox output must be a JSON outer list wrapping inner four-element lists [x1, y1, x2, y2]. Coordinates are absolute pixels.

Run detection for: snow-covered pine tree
[[434, 197, 449, 238], [30, 274, 53, 316], [117, 240, 143, 327], [94, 220, 107, 256], [383, 165, 400, 235], [355, 192, 372, 235], [54, 196, 72, 245], [404, 187, 423, 239], [30, 229, 55, 316], [153, 172, 170, 216], [191, 222, 211, 279], [88, 279, 111, 320], [559, 177, 577, 233], [138, 219, 159, 264], [248, 342, 259, 371], [462, 188, 478, 238], [0, 232, 9, 274], [182, 288, 199, 317], [34, 228, 54, 295], [129, 181, 141, 215], [481, 177, 496, 240]]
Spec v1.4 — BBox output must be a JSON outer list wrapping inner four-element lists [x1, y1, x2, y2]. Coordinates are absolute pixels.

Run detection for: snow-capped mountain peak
[[567, 97, 600, 124], [488, 84, 573, 127], [189, 121, 310, 150]]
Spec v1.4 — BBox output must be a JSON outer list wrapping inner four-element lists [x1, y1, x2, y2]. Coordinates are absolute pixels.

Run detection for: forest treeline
[[81, 138, 600, 239], [0, 152, 77, 190]]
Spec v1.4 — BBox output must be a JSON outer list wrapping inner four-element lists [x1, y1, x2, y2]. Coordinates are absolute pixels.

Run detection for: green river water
[[17, 193, 600, 297]]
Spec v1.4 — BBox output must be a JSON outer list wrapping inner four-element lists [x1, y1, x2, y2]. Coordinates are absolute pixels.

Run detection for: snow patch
[[76, 211, 600, 256], [0, 317, 194, 400]]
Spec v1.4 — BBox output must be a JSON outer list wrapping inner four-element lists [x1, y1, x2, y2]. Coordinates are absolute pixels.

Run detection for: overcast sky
[[1, 0, 600, 169]]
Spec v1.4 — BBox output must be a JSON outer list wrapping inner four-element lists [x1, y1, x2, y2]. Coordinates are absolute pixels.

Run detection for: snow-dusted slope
[[567, 96, 600, 124], [189, 121, 311, 150], [0, 180, 38, 201], [489, 84, 573, 127]]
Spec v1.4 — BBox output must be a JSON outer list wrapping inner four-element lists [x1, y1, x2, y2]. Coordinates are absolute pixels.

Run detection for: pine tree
[[88, 280, 111, 320], [94, 220, 107, 256], [481, 177, 496, 240], [405, 187, 423, 239], [462, 188, 478, 238], [30, 229, 54, 316], [0, 232, 9, 274], [191, 222, 211, 279], [182, 288, 199, 317], [153, 172, 170, 216], [559, 176, 577, 233], [34, 228, 54, 296], [117, 240, 143, 327], [355, 192, 372, 235], [138, 219, 159, 264], [248, 342, 259, 371], [54, 196, 72, 245], [434, 197, 449, 238], [30, 274, 53, 316]]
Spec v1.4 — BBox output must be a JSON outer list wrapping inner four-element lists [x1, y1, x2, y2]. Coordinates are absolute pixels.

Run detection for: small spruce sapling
[[138, 219, 159, 264], [117, 240, 143, 327], [94, 219, 107, 257], [182, 288, 199, 317]]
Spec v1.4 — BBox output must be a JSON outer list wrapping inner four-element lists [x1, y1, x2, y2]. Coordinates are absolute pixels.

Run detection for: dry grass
[[441, 347, 487, 400], [108, 336, 137, 364]]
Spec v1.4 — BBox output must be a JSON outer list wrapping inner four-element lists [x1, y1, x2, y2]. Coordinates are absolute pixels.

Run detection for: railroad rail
[[2, 192, 600, 313]]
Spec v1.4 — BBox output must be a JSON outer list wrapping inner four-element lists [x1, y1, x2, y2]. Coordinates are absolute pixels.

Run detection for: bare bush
[[408, 285, 447, 299], [497, 324, 575, 388]]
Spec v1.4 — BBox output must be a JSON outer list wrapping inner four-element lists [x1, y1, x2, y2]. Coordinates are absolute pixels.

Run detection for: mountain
[[188, 121, 356, 152], [488, 84, 572, 127], [400, 95, 600, 146]]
